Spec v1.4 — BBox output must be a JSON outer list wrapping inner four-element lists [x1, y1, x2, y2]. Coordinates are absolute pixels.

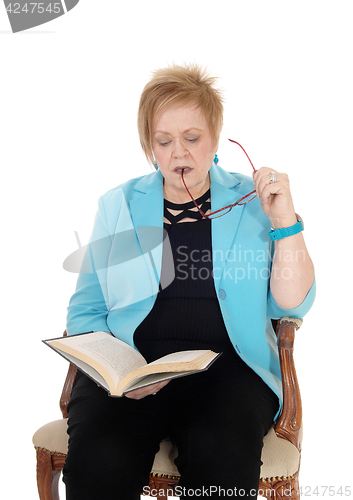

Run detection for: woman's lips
[[174, 167, 192, 175]]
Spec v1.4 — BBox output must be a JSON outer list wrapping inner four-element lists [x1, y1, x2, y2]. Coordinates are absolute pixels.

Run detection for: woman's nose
[[172, 140, 188, 158]]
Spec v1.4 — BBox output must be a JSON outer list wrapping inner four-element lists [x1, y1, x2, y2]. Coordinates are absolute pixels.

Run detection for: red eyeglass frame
[[181, 139, 257, 220]]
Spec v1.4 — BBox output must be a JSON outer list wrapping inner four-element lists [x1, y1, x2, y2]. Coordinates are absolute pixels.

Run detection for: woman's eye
[[187, 138, 198, 143], [159, 141, 170, 147]]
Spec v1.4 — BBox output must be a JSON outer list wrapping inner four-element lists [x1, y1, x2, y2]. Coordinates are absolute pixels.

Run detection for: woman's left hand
[[124, 379, 170, 400], [252, 167, 297, 229]]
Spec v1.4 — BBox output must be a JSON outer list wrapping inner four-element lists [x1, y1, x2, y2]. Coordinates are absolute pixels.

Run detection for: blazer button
[[218, 289, 226, 300]]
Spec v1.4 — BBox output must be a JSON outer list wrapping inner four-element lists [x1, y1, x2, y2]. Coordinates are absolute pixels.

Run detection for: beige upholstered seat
[[33, 318, 303, 500], [33, 418, 301, 480]]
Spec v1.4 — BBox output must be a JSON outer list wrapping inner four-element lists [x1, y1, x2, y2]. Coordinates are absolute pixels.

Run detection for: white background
[[1, 1, 352, 498]]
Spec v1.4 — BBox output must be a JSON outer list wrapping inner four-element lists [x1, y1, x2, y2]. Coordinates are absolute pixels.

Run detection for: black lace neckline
[[164, 189, 211, 224]]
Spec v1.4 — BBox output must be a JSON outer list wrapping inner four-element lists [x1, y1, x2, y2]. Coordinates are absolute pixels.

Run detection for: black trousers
[[63, 356, 279, 499]]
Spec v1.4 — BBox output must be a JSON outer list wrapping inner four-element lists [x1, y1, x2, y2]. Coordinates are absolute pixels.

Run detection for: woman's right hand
[[124, 379, 170, 400]]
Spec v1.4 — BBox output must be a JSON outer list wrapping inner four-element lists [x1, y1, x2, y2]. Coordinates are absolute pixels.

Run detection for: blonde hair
[[138, 63, 224, 165]]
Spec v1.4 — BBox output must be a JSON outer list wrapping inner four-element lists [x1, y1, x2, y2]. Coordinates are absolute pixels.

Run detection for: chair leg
[[147, 474, 179, 500], [50, 471, 61, 500], [36, 449, 57, 500], [259, 472, 300, 499]]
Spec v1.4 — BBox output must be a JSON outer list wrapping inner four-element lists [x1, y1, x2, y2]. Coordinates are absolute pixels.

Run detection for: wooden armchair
[[33, 317, 303, 500]]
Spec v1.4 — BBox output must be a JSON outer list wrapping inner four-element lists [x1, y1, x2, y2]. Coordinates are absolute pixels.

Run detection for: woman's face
[[152, 101, 218, 202]]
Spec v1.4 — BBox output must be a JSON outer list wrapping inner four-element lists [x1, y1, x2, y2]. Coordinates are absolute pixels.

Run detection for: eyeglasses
[[181, 139, 257, 219]]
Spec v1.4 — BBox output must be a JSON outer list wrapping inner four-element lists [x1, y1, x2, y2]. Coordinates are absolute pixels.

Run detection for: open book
[[43, 331, 221, 397]]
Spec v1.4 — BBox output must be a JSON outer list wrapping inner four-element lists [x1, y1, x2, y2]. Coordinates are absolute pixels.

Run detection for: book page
[[47, 332, 146, 391], [118, 350, 221, 394], [81, 337, 144, 376], [123, 371, 196, 392], [147, 350, 209, 366]]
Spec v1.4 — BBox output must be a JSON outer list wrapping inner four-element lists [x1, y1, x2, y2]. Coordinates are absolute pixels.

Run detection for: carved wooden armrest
[[59, 330, 77, 418], [274, 317, 303, 452]]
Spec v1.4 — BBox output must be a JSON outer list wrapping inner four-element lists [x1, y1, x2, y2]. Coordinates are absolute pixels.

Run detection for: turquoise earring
[[214, 153, 219, 165], [154, 162, 158, 170]]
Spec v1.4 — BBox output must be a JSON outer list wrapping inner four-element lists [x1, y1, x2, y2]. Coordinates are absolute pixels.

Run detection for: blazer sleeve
[[66, 196, 112, 336], [267, 277, 316, 320]]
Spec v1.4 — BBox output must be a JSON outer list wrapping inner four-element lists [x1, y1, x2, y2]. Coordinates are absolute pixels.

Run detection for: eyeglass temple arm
[[228, 139, 256, 172]]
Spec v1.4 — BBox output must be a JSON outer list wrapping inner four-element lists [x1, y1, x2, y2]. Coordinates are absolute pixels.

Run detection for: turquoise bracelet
[[268, 220, 304, 241]]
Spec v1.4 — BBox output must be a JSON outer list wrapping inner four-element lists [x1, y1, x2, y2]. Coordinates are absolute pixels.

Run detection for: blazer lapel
[[129, 170, 165, 282], [129, 170, 164, 230]]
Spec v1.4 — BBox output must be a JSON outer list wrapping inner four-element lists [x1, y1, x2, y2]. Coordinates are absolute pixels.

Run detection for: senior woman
[[63, 64, 315, 499]]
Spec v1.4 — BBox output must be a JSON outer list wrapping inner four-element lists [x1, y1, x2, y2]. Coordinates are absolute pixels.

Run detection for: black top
[[133, 190, 240, 365]]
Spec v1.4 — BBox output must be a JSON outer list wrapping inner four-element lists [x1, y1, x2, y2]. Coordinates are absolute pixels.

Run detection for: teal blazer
[[67, 164, 315, 418]]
